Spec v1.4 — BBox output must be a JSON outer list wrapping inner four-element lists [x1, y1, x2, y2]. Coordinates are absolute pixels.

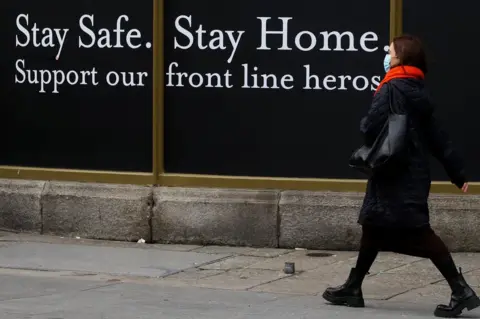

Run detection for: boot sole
[[322, 291, 365, 308], [434, 295, 480, 318]]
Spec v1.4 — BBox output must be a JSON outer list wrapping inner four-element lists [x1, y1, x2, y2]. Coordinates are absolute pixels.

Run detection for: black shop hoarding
[[0, 0, 153, 172], [164, 0, 390, 179], [404, 0, 479, 182]]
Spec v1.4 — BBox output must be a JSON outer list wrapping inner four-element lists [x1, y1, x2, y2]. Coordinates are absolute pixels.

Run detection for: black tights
[[355, 225, 459, 285]]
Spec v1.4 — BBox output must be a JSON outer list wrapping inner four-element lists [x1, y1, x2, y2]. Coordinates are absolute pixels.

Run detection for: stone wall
[[1, 178, 479, 251]]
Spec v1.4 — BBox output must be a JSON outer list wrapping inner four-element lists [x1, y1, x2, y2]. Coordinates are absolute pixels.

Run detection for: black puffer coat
[[358, 78, 466, 228]]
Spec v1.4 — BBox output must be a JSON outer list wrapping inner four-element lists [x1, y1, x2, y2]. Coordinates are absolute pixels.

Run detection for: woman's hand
[[461, 182, 469, 193]]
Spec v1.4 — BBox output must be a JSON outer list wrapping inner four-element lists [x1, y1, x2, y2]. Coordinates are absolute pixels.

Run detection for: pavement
[[0, 231, 478, 318]]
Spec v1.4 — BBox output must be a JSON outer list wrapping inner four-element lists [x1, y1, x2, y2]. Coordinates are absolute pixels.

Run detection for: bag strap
[[387, 82, 397, 115]]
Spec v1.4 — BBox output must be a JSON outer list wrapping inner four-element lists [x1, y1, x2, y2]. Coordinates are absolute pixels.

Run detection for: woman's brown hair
[[392, 35, 428, 74]]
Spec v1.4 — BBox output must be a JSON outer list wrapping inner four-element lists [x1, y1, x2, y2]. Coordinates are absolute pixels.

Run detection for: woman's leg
[[354, 226, 379, 277], [396, 227, 480, 317], [322, 226, 379, 308], [424, 229, 480, 317]]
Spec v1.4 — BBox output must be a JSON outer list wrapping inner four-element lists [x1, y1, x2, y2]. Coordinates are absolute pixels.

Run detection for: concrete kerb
[[277, 191, 480, 252], [0, 179, 44, 233], [278, 191, 364, 250], [0, 178, 479, 251], [41, 181, 152, 242], [152, 187, 279, 247], [0, 179, 152, 242]]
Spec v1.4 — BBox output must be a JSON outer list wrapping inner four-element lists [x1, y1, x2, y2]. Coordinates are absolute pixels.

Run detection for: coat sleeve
[[425, 114, 467, 188], [360, 85, 390, 146]]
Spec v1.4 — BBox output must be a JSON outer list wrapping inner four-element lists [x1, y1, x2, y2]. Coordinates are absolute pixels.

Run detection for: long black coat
[[358, 78, 466, 228]]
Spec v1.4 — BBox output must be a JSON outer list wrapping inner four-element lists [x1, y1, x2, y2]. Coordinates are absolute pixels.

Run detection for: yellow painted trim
[[153, 0, 164, 180], [0, 167, 153, 185], [0, 167, 475, 194], [152, 0, 159, 180], [159, 173, 367, 192], [390, 0, 403, 41], [158, 173, 478, 194]]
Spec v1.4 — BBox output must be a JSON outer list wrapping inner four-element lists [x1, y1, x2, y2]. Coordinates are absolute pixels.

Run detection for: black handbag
[[349, 83, 408, 175]]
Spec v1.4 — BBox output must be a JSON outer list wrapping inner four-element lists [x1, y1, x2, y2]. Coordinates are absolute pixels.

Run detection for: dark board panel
[[164, 0, 390, 178], [404, 0, 477, 181], [0, 0, 153, 172]]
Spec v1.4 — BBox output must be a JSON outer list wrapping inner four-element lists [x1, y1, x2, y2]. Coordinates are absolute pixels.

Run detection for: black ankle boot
[[322, 268, 365, 308], [434, 268, 480, 318]]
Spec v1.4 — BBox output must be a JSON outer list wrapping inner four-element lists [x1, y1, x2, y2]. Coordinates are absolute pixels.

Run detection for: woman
[[322, 35, 480, 318]]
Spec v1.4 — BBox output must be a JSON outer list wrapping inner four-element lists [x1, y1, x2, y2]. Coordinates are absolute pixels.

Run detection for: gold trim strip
[[158, 173, 478, 194], [0, 166, 475, 194], [153, 0, 165, 180], [156, 0, 165, 179], [389, 0, 403, 41], [0, 167, 153, 185], [152, 0, 160, 180]]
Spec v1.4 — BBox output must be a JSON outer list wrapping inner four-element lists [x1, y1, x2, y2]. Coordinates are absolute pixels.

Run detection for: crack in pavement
[[160, 254, 235, 279], [383, 267, 480, 301], [368, 258, 427, 277]]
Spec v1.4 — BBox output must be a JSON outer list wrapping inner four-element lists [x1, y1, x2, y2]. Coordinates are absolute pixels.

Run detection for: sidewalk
[[0, 231, 478, 307]]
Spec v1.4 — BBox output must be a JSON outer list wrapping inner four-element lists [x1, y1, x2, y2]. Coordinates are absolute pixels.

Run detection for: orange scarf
[[375, 65, 425, 95]]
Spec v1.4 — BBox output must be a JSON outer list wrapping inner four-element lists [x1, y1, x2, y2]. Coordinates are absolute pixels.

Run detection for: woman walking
[[322, 35, 480, 318]]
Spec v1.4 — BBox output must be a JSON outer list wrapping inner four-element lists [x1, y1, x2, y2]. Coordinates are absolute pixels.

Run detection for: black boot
[[322, 268, 365, 308], [434, 268, 480, 318]]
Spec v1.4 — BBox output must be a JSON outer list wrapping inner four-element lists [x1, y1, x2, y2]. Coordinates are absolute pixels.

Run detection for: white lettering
[[174, 15, 194, 49], [174, 15, 244, 63], [323, 75, 337, 91], [165, 62, 233, 88], [295, 31, 317, 51], [79, 14, 96, 48], [15, 13, 69, 58], [15, 59, 26, 84], [319, 31, 356, 51], [359, 32, 378, 52], [352, 76, 369, 91], [79, 14, 142, 49], [257, 17, 292, 50], [242, 64, 294, 89], [15, 59, 99, 93], [303, 65, 321, 90], [106, 71, 119, 86], [15, 14, 30, 48]]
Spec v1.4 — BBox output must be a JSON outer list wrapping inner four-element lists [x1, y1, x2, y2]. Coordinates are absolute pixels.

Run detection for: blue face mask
[[383, 54, 391, 73]]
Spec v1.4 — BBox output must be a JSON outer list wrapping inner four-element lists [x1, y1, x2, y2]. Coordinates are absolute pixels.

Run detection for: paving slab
[[388, 284, 453, 304], [1, 272, 479, 319], [250, 275, 325, 295], [248, 250, 357, 271], [303, 253, 424, 282], [0, 273, 105, 302], [251, 266, 436, 299], [163, 269, 225, 281], [436, 268, 480, 288], [369, 253, 424, 274], [0, 242, 229, 277], [385, 253, 480, 279], [200, 256, 268, 270], [160, 269, 226, 288], [192, 269, 290, 290], [297, 259, 356, 282], [0, 235, 477, 318], [362, 273, 435, 300]]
